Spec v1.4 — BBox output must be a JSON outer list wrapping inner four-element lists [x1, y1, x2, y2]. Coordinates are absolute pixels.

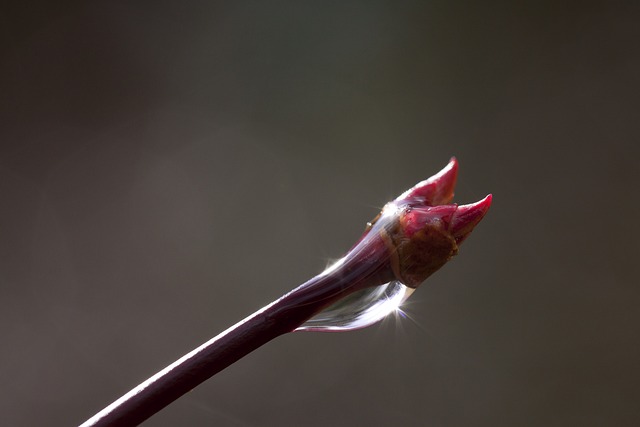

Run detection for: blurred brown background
[[1, 1, 639, 426]]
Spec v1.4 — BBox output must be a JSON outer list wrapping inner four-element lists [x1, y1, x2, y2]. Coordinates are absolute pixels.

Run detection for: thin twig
[[81, 227, 395, 426], [80, 158, 491, 426]]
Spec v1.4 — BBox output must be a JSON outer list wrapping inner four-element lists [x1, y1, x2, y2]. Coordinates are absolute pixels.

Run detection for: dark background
[[1, 1, 639, 426]]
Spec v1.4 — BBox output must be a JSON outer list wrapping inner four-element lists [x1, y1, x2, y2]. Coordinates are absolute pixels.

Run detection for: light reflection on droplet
[[295, 281, 414, 332]]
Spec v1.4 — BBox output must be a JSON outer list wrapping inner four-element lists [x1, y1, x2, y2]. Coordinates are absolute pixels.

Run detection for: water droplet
[[296, 281, 414, 332]]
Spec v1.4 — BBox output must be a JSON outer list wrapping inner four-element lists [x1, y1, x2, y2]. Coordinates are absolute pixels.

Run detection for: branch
[[80, 157, 491, 426]]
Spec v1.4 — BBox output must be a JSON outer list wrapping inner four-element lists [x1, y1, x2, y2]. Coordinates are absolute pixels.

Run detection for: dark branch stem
[[80, 234, 395, 426]]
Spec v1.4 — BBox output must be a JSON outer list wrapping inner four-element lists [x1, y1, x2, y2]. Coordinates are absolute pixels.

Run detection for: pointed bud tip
[[431, 157, 458, 189], [398, 157, 459, 205], [450, 194, 492, 244]]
